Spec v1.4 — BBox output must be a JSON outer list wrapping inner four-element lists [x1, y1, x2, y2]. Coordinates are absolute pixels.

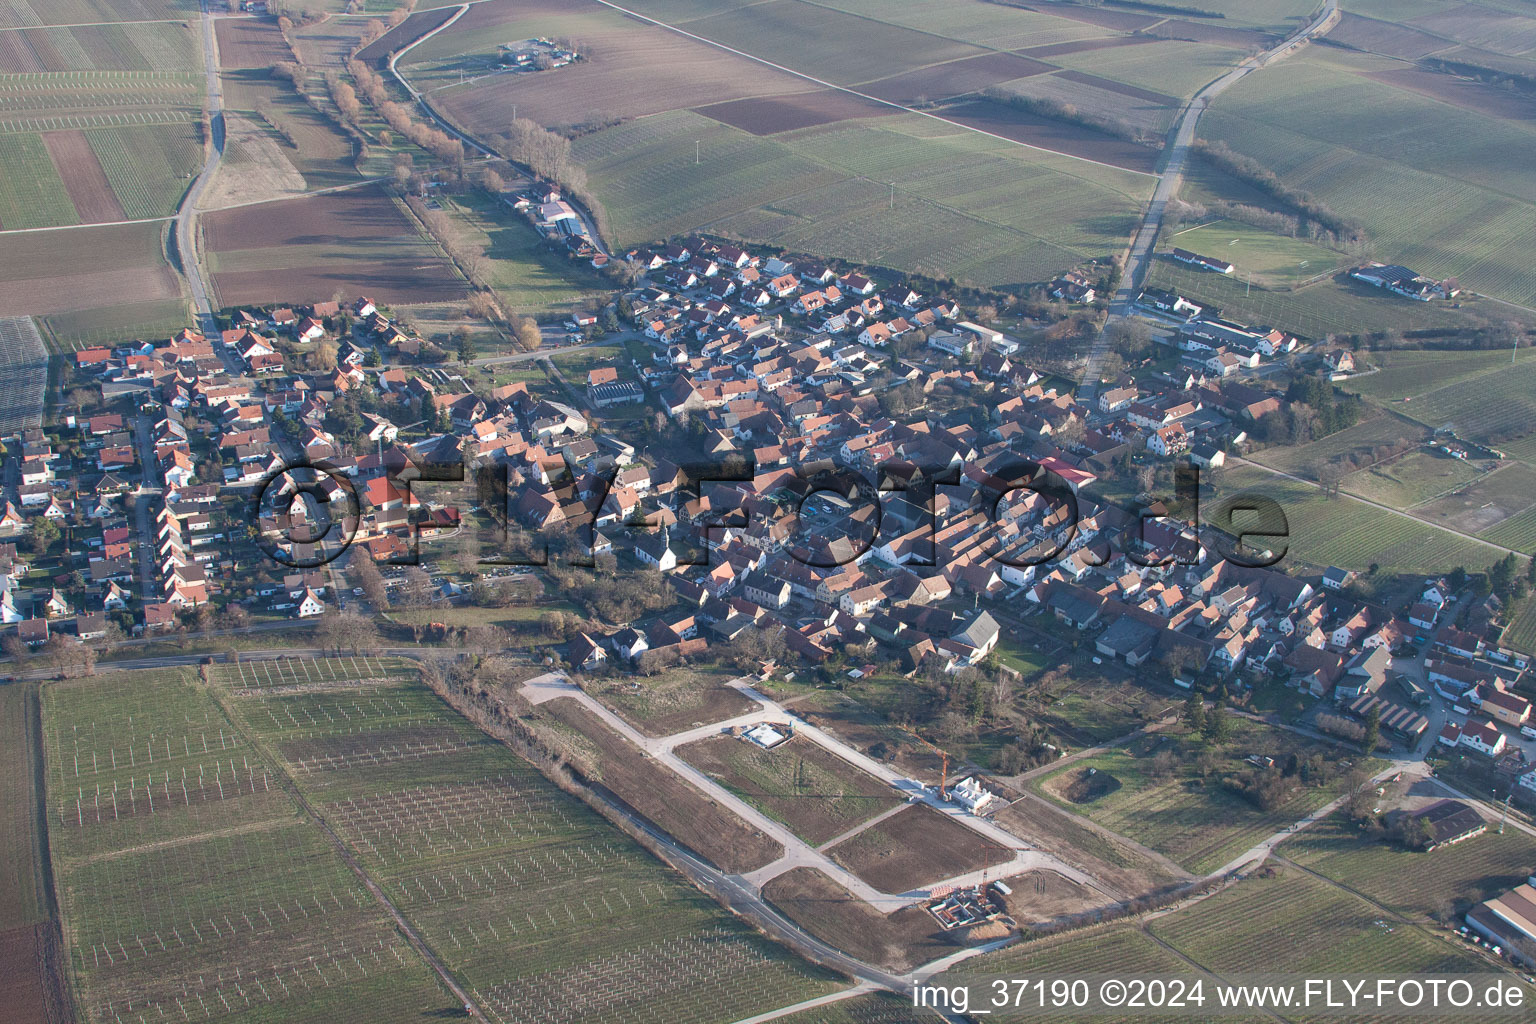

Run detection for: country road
[[1079, 0, 1341, 400], [387, 4, 611, 255], [177, 0, 227, 340]]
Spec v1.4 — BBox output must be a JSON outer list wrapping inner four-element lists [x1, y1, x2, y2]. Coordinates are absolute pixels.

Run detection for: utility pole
[[695, 140, 700, 165], [1499, 791, 1511, 834], [889, 183, 894, 209]]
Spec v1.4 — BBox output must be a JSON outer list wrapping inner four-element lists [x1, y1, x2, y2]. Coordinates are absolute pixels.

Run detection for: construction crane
[[904, 729, 952, 800]]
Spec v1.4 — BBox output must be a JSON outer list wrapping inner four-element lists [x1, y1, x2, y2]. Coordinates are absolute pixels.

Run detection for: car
[[353, 587, 364, 596], [1522, 725, 1536, 740]]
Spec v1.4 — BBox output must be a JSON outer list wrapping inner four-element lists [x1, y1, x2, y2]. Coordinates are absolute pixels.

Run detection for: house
[[953, 611, 1000, 663], [1170, 248, 1234, 274], [1458, 718, 1506, 757], [1480, 688, 1531, 728], [16, 618, 47, 646], [296, 588, 326, 618], [1334, 646, 1390, 700], [1408, 602, 1439, 630], [1325, 349, 1355, 374], [1320, 566, 1355, 592], [1098, 387, 1137, 414], [569, 632, 607, 670], [1148, 423, 1189, 457], [611, 627, 649, 661], [1138, 288, 1202, 317], [1189, 442, 1225, 469]]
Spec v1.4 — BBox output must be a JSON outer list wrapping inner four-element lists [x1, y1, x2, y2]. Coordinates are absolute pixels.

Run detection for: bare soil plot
[[205, 184, 466, 307], [795, 693, 947, 784], [997, 869, 1104, 924], [430, 1, 813, 130], [938, 98, 1159, 172], [1053, 68, 1178, 106], [0, 925, 60, 1024], [41, 129, 125, 223], [1364, 66, 1536, 121], [993, 796, 1187, 900], [1414, 461, 1536, 535], [202, 114, 307, 209], [678, 733, 902, 846], [825, 803, 1009, 895], [213, 16, 291, 71], [539, 697, 783, 874], [0, 220, 178, 317], [212, 262, 465, 309], [856, 51, 1055, 105], [762, 868, 959, 972], [594, 666, 755, 736], [354, 5, 459, 64], [694, 89, 895, 134], [1325, 13, 1453, 59]]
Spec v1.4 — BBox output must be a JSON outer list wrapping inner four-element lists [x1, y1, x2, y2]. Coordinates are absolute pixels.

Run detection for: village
[[5, 187, 1536, 968]]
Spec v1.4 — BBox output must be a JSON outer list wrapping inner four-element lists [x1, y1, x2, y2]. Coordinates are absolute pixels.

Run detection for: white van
[[1452, 704, 1470, 717], [1521, 725, 1536, 740]]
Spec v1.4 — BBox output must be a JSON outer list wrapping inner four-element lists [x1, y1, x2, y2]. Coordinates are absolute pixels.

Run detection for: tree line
[[1192, 139, 1363, 244]]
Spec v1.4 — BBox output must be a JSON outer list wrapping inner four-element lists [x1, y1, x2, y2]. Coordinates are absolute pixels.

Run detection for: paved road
[[1079, 0, 1341, 400], [177, 0, 227, 340], [387, 4, 611, 255], [521, 672, 1097, 910]]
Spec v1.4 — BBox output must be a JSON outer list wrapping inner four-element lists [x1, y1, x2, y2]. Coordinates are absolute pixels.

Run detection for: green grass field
[[1152, 867, 1495, 976], [1031, 720, 1368, 875], [1283, 810, 1536, 920], [1249, 412, 1426, 477], [1169, 219, 1351, 287], [442, 192, 610, 314], [0, 132, 78, 229], [42, 297, 190, 351], [1341, 449, 1486, 509], [573, 110, 1152, 289], [1213, 464, 1506, 572], [223, 663, 842, 1024], [1140, 258, 1490, 338], [1201, 47, 1536, 308]]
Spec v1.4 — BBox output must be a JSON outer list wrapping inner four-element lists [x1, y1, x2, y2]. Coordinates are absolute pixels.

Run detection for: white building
[[951, 775, 995, 814]]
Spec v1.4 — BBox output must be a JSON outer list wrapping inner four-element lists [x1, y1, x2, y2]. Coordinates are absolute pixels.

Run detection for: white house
[[296, 588, 325, 618]]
